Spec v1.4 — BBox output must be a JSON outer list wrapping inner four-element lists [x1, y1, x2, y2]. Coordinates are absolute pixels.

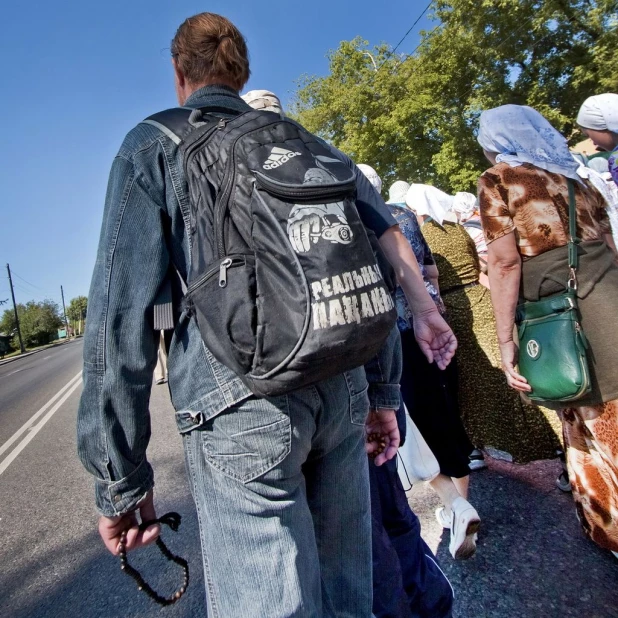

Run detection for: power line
[[390, 1, 433, 57], [374, 25, 439, 77], [374, 8, 559, 111], [406, 25, 439, 58], [377, 1, 433, 71], [11, 282, 58, 302], [10, 269, 50, 293]]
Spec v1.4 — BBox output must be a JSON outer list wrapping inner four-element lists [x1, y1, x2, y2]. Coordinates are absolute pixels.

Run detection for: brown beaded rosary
[[367, 432, 387, 459], [117, 512, 189, 607]]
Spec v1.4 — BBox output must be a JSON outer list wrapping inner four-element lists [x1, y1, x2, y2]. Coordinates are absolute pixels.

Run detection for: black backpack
[[144, 107, 396, 397]]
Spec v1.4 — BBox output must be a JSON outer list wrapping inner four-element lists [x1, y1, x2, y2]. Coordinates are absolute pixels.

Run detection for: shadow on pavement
[[0, 462, 206, 618], [410, 457, 618, 618]]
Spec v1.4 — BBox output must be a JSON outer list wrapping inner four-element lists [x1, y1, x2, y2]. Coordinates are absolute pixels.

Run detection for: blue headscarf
[[478, 105, 581, 182]]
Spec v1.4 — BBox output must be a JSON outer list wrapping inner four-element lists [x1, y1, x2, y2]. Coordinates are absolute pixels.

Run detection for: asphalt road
[[0, 341, 84, 449], [0, 341, 207, 618], [0, 342, 617, 617]]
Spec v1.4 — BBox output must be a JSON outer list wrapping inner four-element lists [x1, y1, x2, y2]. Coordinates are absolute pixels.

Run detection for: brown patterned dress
[[479, 162, 618, 553]]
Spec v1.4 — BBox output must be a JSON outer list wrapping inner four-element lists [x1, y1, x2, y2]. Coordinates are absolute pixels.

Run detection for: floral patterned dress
[[609, 147, 618, 188], [388, 204, 444, 330]]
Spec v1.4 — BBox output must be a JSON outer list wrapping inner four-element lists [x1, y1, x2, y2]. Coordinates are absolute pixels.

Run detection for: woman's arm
[[425, 264, 440, 294], [486, 232, 531, 392], [379, 226, 457, 369]]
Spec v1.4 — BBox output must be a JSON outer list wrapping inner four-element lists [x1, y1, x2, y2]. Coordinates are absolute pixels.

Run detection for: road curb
[[0, 339, 78, 367]]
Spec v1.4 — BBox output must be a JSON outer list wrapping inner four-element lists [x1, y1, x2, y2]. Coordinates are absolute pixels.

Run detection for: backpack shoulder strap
[[142, 106, 245, 144], [141, 107, 194, 145]]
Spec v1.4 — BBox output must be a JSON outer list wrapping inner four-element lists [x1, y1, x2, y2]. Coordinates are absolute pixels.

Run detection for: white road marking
[[42, 356, 52, 360], [6, 369, 25, 376], [0, 374, 83, 476], [0, 371, 82, 460]]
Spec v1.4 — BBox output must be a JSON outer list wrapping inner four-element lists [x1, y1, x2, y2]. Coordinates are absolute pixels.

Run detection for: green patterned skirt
[[443, 284, 562, 463]]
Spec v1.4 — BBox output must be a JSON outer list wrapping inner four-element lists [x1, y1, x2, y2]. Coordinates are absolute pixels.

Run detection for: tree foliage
[[67, 296, 88, 324], [291, 0, 618, 193], [0, 300, 63, 349]]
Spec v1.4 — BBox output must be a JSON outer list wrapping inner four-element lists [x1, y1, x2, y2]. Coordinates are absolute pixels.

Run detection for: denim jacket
[[77, 85, 401, 517]]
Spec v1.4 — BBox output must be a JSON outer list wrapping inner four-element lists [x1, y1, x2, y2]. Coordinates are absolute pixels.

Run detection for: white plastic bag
[[397, 405, 440, 490]]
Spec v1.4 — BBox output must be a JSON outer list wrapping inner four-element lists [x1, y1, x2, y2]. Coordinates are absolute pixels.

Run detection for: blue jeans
[[180, 368, 372, 617]]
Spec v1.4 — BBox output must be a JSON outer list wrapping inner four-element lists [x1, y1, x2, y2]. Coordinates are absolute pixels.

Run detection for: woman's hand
[[499, 340, 531, 392], [413, 308, 457, 370]]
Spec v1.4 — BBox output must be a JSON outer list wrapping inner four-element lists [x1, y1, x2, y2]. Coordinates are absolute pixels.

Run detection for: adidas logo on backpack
[[263, 147, 302, 170]]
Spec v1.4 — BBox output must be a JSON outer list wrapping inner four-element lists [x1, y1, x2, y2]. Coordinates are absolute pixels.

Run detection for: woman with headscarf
[[577, 93, 618, 187], [240, 89, 284, 114], [477, 104, 618, 556], [405, 184, 562, 464], [379, 176, 481, 560], [574, 156, 618, 251]]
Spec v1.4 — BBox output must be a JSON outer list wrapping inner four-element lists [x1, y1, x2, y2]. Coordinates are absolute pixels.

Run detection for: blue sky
[[0, 0, 432, 309]]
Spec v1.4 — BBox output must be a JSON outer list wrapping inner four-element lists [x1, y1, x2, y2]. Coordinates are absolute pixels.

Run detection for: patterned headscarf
[[577, 94, 618, 133], [405, 184, 454, 226], [478, 104, 581, 182], [356, 164, 383, 194], [387, 181, 411, 204]]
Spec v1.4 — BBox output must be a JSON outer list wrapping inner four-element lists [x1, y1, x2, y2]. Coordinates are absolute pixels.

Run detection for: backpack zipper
[[186, 256, 245, 294], [254, 171, 356, 202]]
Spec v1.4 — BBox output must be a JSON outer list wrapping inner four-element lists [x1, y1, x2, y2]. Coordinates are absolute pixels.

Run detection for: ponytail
[[171, 13, 250, 91]]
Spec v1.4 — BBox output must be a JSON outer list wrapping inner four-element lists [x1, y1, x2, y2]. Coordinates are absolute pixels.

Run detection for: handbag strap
[[566, 179, 580, 291]]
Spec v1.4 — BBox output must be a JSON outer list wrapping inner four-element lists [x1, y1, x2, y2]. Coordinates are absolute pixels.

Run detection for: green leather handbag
[[514, 180, 592, 403]]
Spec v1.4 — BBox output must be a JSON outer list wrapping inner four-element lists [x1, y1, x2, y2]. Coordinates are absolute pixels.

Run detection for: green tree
[[291, 0, 618, 193], [67, 296, 88, 324], [0, 308, 17, 338], [0, 300, 62, 349]]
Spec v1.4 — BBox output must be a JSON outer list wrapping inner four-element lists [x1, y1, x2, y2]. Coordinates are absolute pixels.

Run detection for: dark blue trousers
[[370, 413, 454, 617]]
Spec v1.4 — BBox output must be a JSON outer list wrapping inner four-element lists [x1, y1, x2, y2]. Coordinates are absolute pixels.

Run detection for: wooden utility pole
[[60, 285, 70, 339], [6, 264, 25, 353]]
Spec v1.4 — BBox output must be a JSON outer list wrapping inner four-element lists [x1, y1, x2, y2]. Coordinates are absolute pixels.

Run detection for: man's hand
[[365, 408, 400, 466], [499, 340, 531, 393], [413, 308, 457, 370], [98, 490, 160, 555]]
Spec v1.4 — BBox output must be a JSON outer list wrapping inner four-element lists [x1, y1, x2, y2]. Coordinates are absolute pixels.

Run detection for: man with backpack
[[78, 13, 456, 617]]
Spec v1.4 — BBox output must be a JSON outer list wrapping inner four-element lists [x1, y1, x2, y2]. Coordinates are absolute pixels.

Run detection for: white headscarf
[[241, 90, 284, 114], [357, 164, 383, 194], [478, 104, 581, 182], [405, 184, 454, 226], [577, 94, 618, 133], [451, 192, 477, 223], [387, 181, 411, 204]]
